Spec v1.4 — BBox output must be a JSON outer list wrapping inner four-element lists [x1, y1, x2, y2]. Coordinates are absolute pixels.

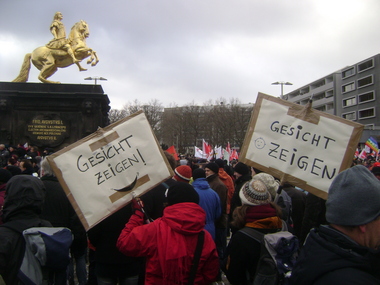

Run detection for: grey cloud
[[2, 0, 380, 108]]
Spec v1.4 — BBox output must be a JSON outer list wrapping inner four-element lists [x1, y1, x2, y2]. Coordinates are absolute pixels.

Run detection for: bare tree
[[201, 98, 253, 150], [182, 104, 206, 152], [141, 99, 163, 135], [123, 99, 142, 115], [108, 109, 127, 124], [114, 97, 253, 155], [123, 99, 164, 138], [229, 100, 254, 149], [161, 106, 184, 151]]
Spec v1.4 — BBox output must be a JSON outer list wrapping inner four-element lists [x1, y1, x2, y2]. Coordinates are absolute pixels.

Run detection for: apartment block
[[285, 54, 380, 144]]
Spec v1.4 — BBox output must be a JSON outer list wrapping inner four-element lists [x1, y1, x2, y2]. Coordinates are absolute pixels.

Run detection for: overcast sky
[[1, 0, 380, 109]]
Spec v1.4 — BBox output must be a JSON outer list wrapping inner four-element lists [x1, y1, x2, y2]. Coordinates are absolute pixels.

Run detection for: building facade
[[285, 54, 380, 144]]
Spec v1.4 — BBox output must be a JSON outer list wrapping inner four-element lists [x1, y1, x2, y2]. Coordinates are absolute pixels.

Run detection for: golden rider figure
[[46, 12, 79, 64]]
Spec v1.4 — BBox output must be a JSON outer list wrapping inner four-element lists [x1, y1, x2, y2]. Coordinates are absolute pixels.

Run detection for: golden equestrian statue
[[13, 12, 99, 84]]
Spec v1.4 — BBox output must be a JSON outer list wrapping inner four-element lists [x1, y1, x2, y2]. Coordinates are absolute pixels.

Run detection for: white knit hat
[[251, 173, 279, 201], [239, 179, 272, 206]]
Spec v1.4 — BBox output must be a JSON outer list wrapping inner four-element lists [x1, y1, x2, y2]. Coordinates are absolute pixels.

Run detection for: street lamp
[[84, 76, 108, 85], [272, 81, 293, 99]]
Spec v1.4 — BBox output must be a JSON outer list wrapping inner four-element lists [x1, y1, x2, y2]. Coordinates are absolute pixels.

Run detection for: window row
[[342, 75, 374, 93], [293, 89, 334, 105], [314, 103, 334, 112], [342, 107, 375, 121], [342, 91, 376, 107], [341, 58, 375, 79]]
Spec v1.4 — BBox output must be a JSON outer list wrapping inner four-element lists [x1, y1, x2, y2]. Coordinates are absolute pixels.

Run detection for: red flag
[[359, 149, 367, 160], [230, 149, 239, 161], [166, 145, 179, 160], [354, 148, 359, 158], [226, 142, 231, 155], [203, 139, 211, 156]]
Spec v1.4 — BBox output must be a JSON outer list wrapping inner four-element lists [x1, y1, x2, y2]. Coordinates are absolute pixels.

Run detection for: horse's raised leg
[[87, 50, 95, 64], [86, 49, 95, 65], [91, 51, 99, 66], [76, 62, 87, 71]]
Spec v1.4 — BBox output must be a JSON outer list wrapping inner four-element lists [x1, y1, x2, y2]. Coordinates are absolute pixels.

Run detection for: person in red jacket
[[117, 182, 219, 285], [215, 159, 235, 215]]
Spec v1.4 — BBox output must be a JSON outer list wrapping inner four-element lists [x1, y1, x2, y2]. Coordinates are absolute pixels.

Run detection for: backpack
[[239, 225, 299, 285], [2, 221, 73, 285]]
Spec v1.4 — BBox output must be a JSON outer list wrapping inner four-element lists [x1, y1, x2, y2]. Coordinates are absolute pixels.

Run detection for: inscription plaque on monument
[[0, 82, 110, 151], [26, 115, 69, 147]]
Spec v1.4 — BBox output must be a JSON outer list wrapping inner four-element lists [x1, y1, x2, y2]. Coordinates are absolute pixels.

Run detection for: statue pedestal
[[0, 82, 110, 151]]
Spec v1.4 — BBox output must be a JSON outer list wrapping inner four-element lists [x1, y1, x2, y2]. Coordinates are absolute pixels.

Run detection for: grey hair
[[41, 157, 55, 177]]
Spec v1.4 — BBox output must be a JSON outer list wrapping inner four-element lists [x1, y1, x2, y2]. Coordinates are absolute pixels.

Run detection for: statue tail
[[12, 53, 32, 82]]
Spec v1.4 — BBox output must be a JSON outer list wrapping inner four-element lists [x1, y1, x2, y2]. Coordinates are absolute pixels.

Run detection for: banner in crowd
[[359, 149, 367, 159], [364, 136, 379, 155], [47, 111, 174, 230], [239, 93, 364, 199], [194, 140, 239, 161], [354, 148, 359, 158]]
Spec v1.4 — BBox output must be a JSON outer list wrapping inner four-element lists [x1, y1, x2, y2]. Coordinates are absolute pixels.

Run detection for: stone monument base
[[0, 82, 110, 152]]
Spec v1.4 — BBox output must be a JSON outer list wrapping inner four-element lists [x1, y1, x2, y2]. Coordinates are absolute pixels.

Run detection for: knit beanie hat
[[215, 159, 224, 168], [174, 165, 192, 183], [0, 169, 12, 184], [239, 179, 272, 206], [192, 168, 206, 180], [251, 173, 279, 201], [326, 165, 380, 226], [166, 182, 199, 206], [205, 162, 219, 175], [233, 162, 250, 176]]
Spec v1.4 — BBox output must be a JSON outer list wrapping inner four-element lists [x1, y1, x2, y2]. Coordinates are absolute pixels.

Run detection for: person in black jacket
[[87, 205, 144, 285], [39, 158, 88, 285], [299, 192, 327, 245], [291, 165, 380, 284], [223, 178, 283, 285], [140, 151, 178, 220], [205, 163, 228, 263], [0, 175, 51, 284], [229, 162, 251, 234], [282, 183, 306, 239]]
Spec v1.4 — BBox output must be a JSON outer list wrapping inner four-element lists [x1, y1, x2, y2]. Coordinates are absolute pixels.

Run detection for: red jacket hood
[[218, 168, 230, 180], [162, 202, 206, 235]]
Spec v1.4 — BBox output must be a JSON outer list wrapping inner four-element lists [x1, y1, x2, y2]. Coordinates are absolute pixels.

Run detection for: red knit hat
[[173, 165, 192, 183]]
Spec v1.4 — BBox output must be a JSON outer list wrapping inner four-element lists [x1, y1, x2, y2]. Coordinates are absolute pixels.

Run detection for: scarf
[[245, 204, 282, 229]]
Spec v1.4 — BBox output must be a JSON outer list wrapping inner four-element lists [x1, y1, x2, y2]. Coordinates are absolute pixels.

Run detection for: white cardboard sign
[[47, 111, 173, 230], [240, 93, 363, 199]]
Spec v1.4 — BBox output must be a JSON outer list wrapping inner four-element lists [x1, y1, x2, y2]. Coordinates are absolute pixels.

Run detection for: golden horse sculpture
[[13, 20, 99, 84]]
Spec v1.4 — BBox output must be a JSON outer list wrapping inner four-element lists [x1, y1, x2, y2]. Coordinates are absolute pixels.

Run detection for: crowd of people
[[0, 142, 380, 284]]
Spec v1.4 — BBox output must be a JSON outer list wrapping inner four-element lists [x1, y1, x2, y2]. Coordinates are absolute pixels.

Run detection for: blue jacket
[[192, 178, 222, 240]]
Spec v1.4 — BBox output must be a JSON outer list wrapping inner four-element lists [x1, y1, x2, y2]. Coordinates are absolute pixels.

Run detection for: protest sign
[[240, 93, 363, 199], [47, 111, 174, 230]]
